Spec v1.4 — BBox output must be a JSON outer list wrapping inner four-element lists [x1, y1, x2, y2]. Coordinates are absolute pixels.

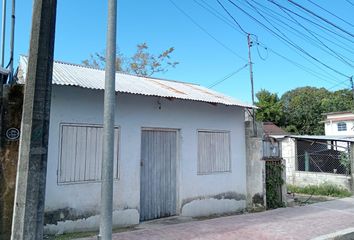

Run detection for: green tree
[[281, 87, 330, 135], [255, 87, 353, 135], [255, 89, 284, 125], [82, 42, 179, 77], [321, 89, 354, 112]]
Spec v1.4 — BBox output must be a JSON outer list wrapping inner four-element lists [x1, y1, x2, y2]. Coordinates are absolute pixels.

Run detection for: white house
[[18, 56, 254, 234], [322, 111, 354, 137]]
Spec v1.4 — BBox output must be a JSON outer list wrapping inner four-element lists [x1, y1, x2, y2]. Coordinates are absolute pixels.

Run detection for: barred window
[[337, 122, 347, 131], [58, 124, 119, 184], [198, 130, 231, 174]]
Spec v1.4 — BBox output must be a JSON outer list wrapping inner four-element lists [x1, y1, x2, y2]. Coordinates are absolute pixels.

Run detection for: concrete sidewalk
[[82, 197, 354, 240]]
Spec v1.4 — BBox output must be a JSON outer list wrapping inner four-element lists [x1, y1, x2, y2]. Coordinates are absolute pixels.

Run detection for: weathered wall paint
[[181, 199, 245, 217], [0, 85, 23, 240], [44, 209, 139, 235], [44, 85, 247, 233], [245, 121, 266, 210]]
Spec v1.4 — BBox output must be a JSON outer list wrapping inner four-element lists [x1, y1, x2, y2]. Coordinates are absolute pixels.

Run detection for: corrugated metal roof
[[263, 122, 288, 136], [269, 134, 354, 142], [288, 135, 354, 143], [18, 55, 255, 108]]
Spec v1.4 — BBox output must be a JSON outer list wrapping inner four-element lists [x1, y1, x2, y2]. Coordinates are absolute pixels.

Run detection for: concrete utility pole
[[99, 0, 117, 239], [350, 76, 354, 101], [1, 0, 6, 67], [247, 33, 256, 135], [8, 0, 15, 83], [11, 0, 57, 239]]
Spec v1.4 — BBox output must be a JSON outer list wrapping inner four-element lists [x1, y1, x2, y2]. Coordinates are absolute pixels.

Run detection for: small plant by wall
[[265, 160, 285, 209], [288, 184, 352, 198], [339, 152, 351, 175]]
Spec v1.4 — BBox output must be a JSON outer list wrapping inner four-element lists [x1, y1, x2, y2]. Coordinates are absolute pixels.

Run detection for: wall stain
[[0, 85, 24, 240], [181, 191, 246, 208]]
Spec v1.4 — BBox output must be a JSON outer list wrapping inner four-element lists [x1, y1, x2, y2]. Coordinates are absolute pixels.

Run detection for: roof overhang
[[17, 55, 257, 109]]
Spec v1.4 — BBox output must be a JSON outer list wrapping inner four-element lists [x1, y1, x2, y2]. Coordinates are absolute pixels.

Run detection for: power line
[[265, 0, 354, 67], [226, 0, 351, 78], [251, 0, 354, 55], [249, 0, 354, 64], [259, 43, 348, 87], [268, 0, 354, 44], [216, 0, 347, 86], [306, 0, 354, 28], [208, 63, 248, 88], [216, 0, 248, 35], [243, 0, 353, 74], [173, 0, 349, 89], [345, 0, 354, 7], [168, 0, 247, 61], [288, 0, 354, 38], [327, 79, 352, 90], [192, 0, 244, 35]]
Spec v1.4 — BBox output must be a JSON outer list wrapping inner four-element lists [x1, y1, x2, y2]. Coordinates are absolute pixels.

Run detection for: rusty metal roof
[[263, 122, 288, 136], [18, 56, 255, 108]]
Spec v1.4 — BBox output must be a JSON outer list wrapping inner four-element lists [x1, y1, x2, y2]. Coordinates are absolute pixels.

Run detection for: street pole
[[350, 76, 354, 102], [247, 33, 256, 136], [10, 0, 57, 239], [8, 0, 14, 83], [99, 0, 117, 239], [1, 0, 6, 67]]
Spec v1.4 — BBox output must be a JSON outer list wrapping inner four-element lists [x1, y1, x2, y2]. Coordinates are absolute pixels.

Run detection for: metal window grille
[[58, 124, 120, 184], [337, 122, 347, 131], [197, 130, 231, 174], [296, 139, 351, 175]]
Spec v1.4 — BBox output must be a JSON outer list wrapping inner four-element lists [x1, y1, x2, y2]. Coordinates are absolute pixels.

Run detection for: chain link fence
[[296, 139, 351, 175]]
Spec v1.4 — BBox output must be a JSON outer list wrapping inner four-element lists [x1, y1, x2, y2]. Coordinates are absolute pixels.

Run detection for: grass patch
[[45, 231, 97, 240], [288, 184, 352, 198], [45, 226, 137, 240]]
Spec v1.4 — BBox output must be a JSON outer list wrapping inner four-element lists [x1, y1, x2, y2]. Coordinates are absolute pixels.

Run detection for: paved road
[[82, 197, 354, 240]]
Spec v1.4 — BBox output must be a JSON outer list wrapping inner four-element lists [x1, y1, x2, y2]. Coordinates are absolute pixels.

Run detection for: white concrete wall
[[282, 137, 351, 191], [281, 138, 296, 185], [44, 86, 247, 234], [324, 118, 354, 137], [245, 121, 265, 210], [292, 172, 351, 191]]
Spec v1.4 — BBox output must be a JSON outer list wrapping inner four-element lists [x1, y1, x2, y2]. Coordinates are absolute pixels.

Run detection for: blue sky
[[1, 0, 353, 104]]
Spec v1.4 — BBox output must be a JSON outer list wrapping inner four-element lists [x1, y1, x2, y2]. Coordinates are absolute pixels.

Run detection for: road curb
[[311, 228, 354, 240]]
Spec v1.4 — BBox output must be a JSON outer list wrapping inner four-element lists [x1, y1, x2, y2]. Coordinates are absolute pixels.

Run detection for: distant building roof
[[321, 111, 354, 123], [322, 111, 353, 116], [289, 135, 354, 143], [17, 55, 255, 108], [262, 122, 288, 136]]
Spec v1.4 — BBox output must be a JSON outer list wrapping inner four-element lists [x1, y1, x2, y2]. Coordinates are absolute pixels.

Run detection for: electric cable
[[288, 0, 354, 38], [252, 0, 354, 55], [226, 0, 351, 78], [208, 63, 249, 88], [306, 0, 354, 28], [267, 0, 354, 44], [168, 0, 247, 61]]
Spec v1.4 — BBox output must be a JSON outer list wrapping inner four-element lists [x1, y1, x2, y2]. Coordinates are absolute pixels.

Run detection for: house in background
[[322, 111, 354, 137], [261, 121, 354, 194], [18, 56, 256, 234]]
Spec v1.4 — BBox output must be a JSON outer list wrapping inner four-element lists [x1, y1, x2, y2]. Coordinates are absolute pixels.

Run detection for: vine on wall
[[266, 161, 285, 209]]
